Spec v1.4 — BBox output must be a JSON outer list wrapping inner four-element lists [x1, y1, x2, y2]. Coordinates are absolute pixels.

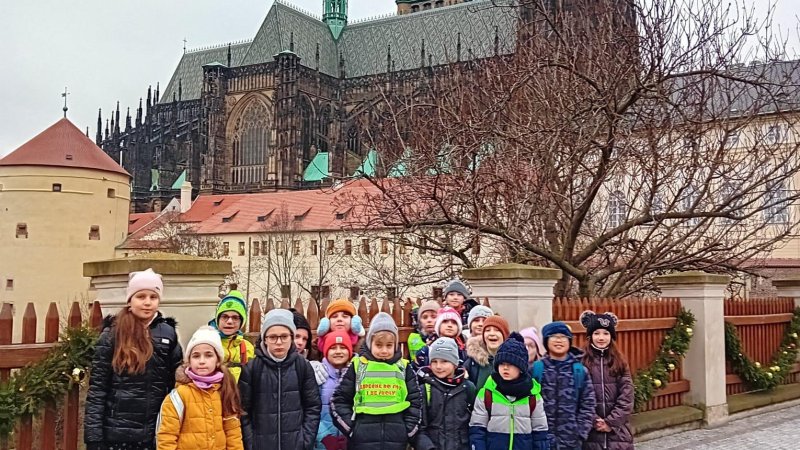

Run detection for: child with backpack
[[238, 309, 322, 450], [317, 298, 365, 353], [210, 291, 255, 382], [442, 279, 479, 326], [408, 300, 440, 359], [415, 337, 476, 450], [330, 312, 422, 450], [464, 315, 509, 390], [310, 330, 354, 450], [156, 326, 243, 450], [534, 322, 596, 450], [414, 307, 468, 369], [580, 311, 634, 450], [469, 333, 549, 450]]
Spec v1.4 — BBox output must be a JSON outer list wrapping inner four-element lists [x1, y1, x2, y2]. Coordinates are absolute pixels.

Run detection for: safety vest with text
[[352, 356, 410, 415]]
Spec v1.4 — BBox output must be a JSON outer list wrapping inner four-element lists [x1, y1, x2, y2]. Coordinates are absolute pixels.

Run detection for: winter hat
[[261, 309, 297, 338], [216, 295, 248, 324], [443, 279, 470, 299], [494, 332, 529, 374], [429, 337, 460, 367], [520, 327, 545, 356], [467, 305, 493, 329], [580, 310, 619, 341], [290, 308, 312, 336], [185, 325, 225, 362], [482, 315, 510, 340], [434, 307, 462, 335], [366, 312, 398, 347], [321, 329, 354, 358], [417, 300, 441, 318], [126, 268, 163, 302], [541, 321, 573, 351], [326, 298, 357, 318]]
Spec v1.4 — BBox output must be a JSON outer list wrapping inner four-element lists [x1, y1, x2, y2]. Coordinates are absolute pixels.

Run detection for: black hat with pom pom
[[494, 332, 529, 374], [580, 310, 619, 341]]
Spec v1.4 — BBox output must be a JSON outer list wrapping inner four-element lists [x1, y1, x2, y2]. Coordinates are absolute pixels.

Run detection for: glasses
[[265, 334, 291, 344], [549, 335, 570, 342], [219, 314, 242, 323]]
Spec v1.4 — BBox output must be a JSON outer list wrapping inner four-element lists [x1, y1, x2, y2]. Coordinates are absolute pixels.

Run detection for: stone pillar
[[655, 271, 730, 427], [773, 276, 800, 309], [462, 263, 561, 331], [84, 252, 232, 346]]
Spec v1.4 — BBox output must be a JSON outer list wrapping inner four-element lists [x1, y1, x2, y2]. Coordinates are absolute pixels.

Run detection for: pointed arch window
[[317, 106, 331, 152], [300, 97, 315, 162], [347, 125, 361, 154], [230, 100, 271, 184]]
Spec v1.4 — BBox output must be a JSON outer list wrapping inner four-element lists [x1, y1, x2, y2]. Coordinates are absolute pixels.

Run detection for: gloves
[[351, 315, 365, 336], [317, 317, 331, 337], [311, 361, 328, 385]]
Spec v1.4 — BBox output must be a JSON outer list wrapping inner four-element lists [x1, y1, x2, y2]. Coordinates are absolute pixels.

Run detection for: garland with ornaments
[[0, 325, 98, 437], [633, 308, 696, 411], [724, 307, 800, 392]]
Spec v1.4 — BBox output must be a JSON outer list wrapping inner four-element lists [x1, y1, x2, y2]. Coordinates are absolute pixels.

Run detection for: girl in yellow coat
[[157, 326, 244, 450]]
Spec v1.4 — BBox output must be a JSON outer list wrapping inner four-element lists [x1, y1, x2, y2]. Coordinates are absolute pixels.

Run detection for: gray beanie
[[429, 337, 460, 367], [261, 309, 297, 337], [443, 279, 470, 299], [467, 305, 493, 328], [367, 312, 398, 347]]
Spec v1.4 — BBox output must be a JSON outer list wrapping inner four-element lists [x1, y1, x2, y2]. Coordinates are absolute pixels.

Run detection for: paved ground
[[638, 405, 800, 449]]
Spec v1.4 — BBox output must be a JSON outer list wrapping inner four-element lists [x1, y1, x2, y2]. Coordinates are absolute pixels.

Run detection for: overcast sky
[[0, 0, 797, 156]]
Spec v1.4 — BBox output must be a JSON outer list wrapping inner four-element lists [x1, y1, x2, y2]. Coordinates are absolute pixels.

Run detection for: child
[[84, 269, 183, 450], [331, 312, 422, 450], [442, 279, 479, 326], [239, 309, 322, 450], [466, 305, 493, 338], [317, 298, 364, 352], [408, 300, 440, 359], [291, 308, 313, 358], [415, 337, 476, 450], [464, 315, 509, 390], [579, 311, 634, 450], [310, 330, 354, 450], [156, 326, 243, 450], [533, 322, 596, 450], [210, 291, 255, 382], [414, 307, 468, 369], [469, 333, 549, 450], [520, 327, 544, 369]]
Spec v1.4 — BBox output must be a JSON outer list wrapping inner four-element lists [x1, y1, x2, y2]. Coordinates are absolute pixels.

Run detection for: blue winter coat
[[312, 359, 348, 450]]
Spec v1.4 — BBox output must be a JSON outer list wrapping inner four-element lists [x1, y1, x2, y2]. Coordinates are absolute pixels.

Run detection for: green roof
[[171, 169, 187, 189], [303, 152, 330, 182], [388, 147, 411, 177], [353, 149, 377, 177]]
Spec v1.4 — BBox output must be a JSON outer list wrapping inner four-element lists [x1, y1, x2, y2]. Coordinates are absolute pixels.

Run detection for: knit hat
[[429, 337, 460, 367], [482, 315, 510, 340], [185, 325, 225, 363], [126, 268, 163, 302], [580, 310, 619, 341], [541, 321, 573, 351], [326, 298, 357, 318], [366, 312, 398, 347], [520, 327, 545, 356], [434, 307, 462, 335], [443, 279, 470, 299], [417, 300, 440, 318], [494, 332, 529, 374], [321, 329, 354, 359], [216, 295, 248, 324], [261, 309, 297, 338], [290, 308, 312, 336], [467, 305, 493, 329]]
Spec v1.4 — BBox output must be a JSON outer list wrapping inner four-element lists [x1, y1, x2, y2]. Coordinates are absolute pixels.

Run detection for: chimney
[[180, 181, 193, 213]]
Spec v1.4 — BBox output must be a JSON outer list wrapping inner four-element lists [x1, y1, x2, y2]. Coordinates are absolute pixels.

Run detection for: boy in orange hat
[[316, 298, 365, 352]]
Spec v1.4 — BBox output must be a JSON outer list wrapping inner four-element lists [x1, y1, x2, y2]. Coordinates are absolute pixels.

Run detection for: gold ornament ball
[[668, 363, 676, 371], [653, 379, 663, 388], [754, 362, 761, 368], [766, 372, 773, 379], [784, 351, 789, 355], [791, 332, 798, 339]]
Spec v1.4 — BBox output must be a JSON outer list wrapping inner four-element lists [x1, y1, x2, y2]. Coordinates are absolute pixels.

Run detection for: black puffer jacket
[[330, 348, 422, 450], [415, 367, 476, 450], [239, 343, 322, 450], [84, 314, 183, 447]]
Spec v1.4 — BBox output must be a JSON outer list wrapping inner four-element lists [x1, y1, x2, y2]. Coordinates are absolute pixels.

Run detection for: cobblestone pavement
[[637, 405, 800, 449]]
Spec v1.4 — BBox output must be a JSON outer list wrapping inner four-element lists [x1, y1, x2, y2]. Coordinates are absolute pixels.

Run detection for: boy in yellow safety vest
[[330, 312, 422, 450]]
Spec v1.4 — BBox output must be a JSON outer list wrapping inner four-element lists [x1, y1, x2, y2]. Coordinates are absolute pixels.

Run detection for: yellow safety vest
[[352, 356, 410, 415]]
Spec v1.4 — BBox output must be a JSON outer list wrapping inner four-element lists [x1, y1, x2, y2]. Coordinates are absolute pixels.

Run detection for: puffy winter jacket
[[220, 333, 255, 382], [238, 344, 322, 450], [413, 333, 468, 370], [408, 331, 431, 360], [330, 348, 422, 450], [414, 367, 475, 450], [311, 359, 349, 450], [464, 336, 494, 391], [155, 367, 244, 450], [582, 346, 634, 450], [84, 314, 183, 448]]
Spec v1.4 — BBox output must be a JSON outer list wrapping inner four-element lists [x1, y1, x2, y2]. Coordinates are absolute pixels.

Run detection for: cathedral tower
[[323, 0, 348, 39]]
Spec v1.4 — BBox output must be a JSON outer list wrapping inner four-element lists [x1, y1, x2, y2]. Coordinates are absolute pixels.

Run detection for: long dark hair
[[219, 364, 242, 417], [582, 338, 630, 377], [112, 307, 153, 374]]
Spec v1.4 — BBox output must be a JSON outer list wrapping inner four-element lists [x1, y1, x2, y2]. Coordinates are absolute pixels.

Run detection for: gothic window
[[317, 105, 331, 152], [347, 126, 361, 154], [230, 100, 271, 184], [300, 97, 314, 161]]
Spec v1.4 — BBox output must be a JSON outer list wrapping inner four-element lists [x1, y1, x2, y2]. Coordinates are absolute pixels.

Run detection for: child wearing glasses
[[239, 309, 322, 450], [210, 291, 255, 382]]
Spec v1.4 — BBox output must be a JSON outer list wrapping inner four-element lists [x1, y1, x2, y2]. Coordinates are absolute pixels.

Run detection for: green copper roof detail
[[353, 149, 378, 177], [323, 0, 348, 40], [170, 169, 187, 189], [303, 152, 330, 182], [388, 148, 411, 177]]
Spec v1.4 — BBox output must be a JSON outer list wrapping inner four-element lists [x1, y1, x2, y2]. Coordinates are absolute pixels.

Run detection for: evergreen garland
[[724, 307, 800, 392], [633, 308, 696, 411], [0, 325, 98, 437]]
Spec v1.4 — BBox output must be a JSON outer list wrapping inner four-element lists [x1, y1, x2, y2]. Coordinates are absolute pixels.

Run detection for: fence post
[[462, 264, 561, 331], [772, 277, 800, 309], [655, 271, 730, 428]]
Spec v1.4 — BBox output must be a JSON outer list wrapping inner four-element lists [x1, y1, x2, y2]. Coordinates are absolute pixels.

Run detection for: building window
[[293, 240, 301, 256], [52, 183, 62, 192], [398, 237, 408, 255], [311, 240, 318, 255], [223, 242, 230, 256], [253, 241, 260, 256], [380, 238, 389, 254], [472, 236, 481, 255], [344, 239, 352, 255], [726, 130, 740, 148], [765, 181, 790, 224], [238, 242, 246, 256], [327, 239, 335, 255], [361, 239, 370, 255], [418, 237, 427, 254], [412, 5, 419, 12], [5, 279, 12, 290], [608, 191, 627, 228], [16, 223, 28, 239], [89, 225, 100, 241], [230, 99, 271, 184], [764, 124, 784, 145], [276, 241, 284, 256]]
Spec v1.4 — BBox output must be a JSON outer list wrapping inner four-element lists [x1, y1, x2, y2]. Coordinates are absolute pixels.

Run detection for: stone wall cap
[[772, 276, 800, 287], [654, 271, 730, 286], [463, 263, 562, 280], [84, 252, 232, 277]]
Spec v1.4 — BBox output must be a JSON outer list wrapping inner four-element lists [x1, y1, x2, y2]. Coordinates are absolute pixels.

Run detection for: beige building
[[0, 118, 130, 322]]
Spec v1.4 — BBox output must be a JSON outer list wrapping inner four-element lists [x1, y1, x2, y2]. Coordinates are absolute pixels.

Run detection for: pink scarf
[[185, 367, 224, 389]]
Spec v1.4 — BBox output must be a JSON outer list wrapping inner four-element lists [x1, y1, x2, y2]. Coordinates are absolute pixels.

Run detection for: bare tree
[[342, 0, 800, 297], [146, 211, 227, 258]]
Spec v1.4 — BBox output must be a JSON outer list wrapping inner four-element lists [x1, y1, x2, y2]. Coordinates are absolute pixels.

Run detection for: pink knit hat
[[520, 326, 545, 356], [434, 307, 462, 335], [126, 268, 164, 302]]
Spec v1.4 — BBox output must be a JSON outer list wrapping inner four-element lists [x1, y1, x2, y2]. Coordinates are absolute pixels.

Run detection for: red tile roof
[[0, 118, 129, 177], [128, 212, 159, 234]]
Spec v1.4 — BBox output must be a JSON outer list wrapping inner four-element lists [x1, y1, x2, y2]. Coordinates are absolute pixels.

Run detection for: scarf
[[185, 367, 224, 390], [491, 371, 534, 399]]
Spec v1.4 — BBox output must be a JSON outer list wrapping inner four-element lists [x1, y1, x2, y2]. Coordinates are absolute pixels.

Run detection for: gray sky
[[0, 0, 797, 156]]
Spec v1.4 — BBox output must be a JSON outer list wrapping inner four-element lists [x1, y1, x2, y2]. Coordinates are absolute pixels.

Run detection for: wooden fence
[[553, 297, 688, 412], [0, 301, 103, 450], [724, 297, 800, 395]]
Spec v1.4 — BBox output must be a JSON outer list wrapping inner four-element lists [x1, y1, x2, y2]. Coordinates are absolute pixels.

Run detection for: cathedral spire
[[96, 108, 103, 145], [323, 0, 348, 40]]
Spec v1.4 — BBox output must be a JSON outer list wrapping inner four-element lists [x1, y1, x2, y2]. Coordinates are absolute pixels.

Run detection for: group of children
[[84, 274, 635, 450]]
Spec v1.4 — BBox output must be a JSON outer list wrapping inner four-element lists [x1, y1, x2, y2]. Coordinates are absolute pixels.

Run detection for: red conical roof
[[0, 118, 129, 177]]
